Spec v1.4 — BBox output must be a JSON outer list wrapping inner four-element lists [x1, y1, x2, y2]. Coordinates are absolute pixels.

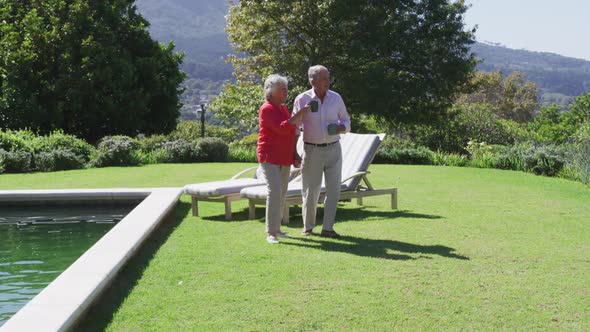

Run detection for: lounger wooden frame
[[186, 166, 301, 220], [188, 166, 259, 220], [246, 171, 398, 224]]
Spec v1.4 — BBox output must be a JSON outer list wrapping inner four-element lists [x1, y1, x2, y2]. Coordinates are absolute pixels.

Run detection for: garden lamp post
[[198, 102, 207, 138]]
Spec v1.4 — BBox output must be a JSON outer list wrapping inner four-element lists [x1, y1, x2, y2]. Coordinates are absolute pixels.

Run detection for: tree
[[221, 0, 477, 127], [0, 0, 185, 142], [567, 92, 590, 125], [209, 81, 264, 132], [455, 71, 539, 123], [527, 104, 570, 143]]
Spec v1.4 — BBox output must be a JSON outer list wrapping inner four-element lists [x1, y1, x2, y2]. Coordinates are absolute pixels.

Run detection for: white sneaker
[[267, 235, 279, 244]]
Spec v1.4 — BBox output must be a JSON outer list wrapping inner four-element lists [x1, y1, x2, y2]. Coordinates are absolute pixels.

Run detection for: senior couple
[[257, 65, 351, 244]]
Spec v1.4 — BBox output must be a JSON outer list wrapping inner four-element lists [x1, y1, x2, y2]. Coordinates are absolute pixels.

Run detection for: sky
[[463, 0, 590, 60]]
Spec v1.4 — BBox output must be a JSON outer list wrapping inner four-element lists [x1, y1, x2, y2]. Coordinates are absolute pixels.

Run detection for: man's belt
[[304, 141, 338, 147]]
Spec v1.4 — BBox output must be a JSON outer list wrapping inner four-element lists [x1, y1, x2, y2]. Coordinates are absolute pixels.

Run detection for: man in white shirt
[[292, 65, 351, 238]]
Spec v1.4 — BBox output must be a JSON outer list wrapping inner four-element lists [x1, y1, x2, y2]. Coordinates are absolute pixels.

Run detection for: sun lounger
[[183, 165, 300, 220], [239, 133, 398, 224]]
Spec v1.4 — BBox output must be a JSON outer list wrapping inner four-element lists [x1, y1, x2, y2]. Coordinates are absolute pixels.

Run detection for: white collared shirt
[[292, 89, 351, 144]]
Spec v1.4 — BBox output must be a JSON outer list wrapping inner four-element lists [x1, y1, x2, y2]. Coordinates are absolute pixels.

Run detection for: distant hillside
[[136, 0, 231, 76], [135, 0, 232, 119], [135, 0, 590, 115], [472, 42, 590, 106]]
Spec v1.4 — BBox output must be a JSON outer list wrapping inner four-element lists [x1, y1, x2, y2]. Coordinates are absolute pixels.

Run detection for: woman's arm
[[259, 106, 296, 137]]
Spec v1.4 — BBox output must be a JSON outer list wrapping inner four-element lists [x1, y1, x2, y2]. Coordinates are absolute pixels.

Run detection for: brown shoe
[[301, 229, 313, 236], [320, 229, 341, 238]]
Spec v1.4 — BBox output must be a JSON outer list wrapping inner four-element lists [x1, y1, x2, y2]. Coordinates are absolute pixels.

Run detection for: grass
[[2, 164, 590, 330]]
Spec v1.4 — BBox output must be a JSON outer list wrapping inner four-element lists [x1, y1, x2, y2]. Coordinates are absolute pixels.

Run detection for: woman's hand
[[293, 152, 302, 168], [289, 104, 311, 125], [301, 104, 312, 114]]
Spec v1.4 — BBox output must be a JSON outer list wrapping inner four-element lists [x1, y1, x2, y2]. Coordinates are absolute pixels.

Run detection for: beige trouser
[[260, 163, 290, 235], [301, 142, 342, 231]]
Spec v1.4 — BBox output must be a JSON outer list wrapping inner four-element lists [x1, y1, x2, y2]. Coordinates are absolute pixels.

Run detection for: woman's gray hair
[[308, 65, 329, 82], [264, 74, 288, 100]]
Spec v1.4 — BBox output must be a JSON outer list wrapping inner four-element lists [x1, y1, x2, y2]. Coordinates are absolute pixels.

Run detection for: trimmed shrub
[[160, 139, 200, 163], [380, 134, 417, 150], [196, 137, 229, 162], [35, 150, 85, 172], [90, 136, 140, 167], [137, 134, 169, 152], [0, 130, 32, 152], [0, 149, 33, 173], [32, 130, 95, 162]]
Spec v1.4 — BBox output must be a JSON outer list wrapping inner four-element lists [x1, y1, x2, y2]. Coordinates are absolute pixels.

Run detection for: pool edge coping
[[0, 188, 183, 332]]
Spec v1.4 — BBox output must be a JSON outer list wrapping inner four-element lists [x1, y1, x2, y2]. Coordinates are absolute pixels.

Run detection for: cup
[[310, 100, 319, 113], [327, 123, 338, 135]]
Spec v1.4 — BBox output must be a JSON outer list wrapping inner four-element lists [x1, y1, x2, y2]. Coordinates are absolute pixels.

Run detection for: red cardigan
[[257, 101, 296, 166]]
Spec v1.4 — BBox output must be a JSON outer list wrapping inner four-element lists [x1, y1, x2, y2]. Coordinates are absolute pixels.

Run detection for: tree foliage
[[527, 92, 590, 144], [209, 80, 305, 131], [455, 71, 539, 122], [223, 0, 477, 125], [0, 0, 185, 142]]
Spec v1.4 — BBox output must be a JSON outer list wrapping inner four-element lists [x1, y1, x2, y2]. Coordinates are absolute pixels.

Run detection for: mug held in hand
[[327, 123, 338, 135], [310, 100, 319, 113]]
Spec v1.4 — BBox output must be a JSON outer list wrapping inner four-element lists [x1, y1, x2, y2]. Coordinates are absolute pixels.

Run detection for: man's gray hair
[[264, 74, 288, 100], [308, 65, 329, 81]]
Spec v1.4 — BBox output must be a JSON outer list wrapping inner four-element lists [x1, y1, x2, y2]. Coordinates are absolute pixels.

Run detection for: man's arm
[[337, 97, 351, 134]]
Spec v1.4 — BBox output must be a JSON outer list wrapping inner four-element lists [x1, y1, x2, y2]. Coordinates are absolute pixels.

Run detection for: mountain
[[472, 42, 590, 106], [136, 0, 231, 76], [134, 0, 590, 114], [135, 0, 232, 120]]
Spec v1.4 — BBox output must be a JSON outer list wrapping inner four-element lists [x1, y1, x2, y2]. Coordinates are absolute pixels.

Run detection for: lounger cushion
[[339, 133, 382, 190], [184, 178, 265, 196], [240, 181, 347, 200]]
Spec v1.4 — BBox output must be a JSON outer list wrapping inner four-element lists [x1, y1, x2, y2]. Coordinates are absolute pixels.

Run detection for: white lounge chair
[[240, 133, 398, 224], [183, 165, 300, 220]]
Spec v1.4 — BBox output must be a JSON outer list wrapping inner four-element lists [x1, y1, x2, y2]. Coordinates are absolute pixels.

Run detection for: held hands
[[293, 152, 302, 168], [300, 104, 312, 116]]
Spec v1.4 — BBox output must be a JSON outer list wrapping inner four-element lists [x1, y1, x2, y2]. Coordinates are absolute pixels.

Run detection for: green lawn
[[2, 164, 589, 330]]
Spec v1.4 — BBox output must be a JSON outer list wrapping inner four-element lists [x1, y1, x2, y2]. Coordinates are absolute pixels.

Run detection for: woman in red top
[[258, 74, 310, 244]]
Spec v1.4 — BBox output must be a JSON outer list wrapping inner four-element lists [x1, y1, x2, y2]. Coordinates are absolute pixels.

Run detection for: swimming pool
[[0, 205, 135, 325], [0, 188, 182, 331]]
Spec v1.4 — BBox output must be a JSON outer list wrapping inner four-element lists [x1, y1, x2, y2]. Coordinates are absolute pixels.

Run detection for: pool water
[[0, 205, 133, 325]]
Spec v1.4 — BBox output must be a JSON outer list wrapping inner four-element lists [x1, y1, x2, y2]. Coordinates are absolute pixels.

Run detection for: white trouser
[[301, 142, 342, 231], [260, 163, 290, 234]]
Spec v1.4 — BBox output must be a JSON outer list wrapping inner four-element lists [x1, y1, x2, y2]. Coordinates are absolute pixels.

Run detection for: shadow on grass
[[72, 201, 191, 331], [199, 203, 460, 261], [272, 207, 461, 261], [283, 235, 469, 261], [202, 204, 443, 223]]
